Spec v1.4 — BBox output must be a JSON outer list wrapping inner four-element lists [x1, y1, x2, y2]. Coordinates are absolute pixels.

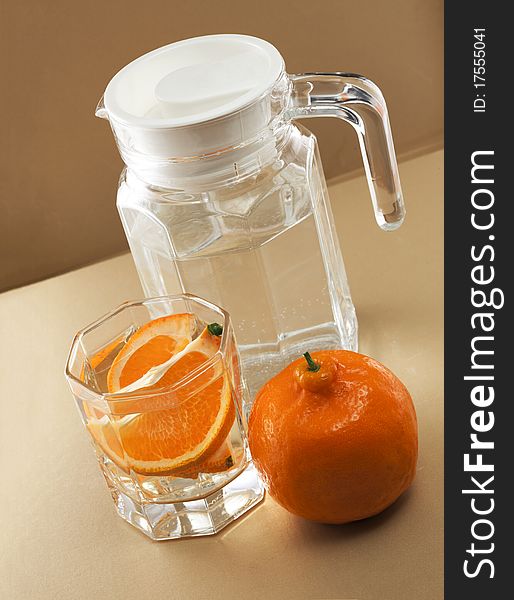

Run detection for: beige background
[[0, 0, 443, 292], [0, 150, 443, 599]]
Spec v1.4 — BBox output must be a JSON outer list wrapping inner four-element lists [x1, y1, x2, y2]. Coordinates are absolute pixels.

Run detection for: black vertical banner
[[445, 2, 511, 597]]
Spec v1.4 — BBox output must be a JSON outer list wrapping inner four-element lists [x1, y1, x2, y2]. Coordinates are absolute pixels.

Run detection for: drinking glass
[[65, 294, 264, 540]]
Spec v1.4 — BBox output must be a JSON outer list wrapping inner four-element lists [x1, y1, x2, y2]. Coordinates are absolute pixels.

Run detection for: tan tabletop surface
[[0, 150, 443, 600]]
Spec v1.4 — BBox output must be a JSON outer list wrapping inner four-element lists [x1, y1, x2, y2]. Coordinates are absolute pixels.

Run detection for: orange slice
[[172, 439, 236, 479], [87, 315, 236, 476], [107, 313, 196, 392]]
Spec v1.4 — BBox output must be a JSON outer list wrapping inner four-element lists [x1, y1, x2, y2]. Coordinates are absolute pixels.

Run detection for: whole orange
[[248, 350, 418, 524]]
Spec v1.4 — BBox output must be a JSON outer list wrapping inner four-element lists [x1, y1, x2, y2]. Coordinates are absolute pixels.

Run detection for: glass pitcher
[[97, 34, 405, 401]]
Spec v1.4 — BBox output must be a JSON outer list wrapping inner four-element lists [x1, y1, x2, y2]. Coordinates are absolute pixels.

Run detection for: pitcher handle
[[288, 73, 405, 230]]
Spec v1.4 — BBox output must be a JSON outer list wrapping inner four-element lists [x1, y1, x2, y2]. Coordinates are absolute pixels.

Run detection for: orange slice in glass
[[106, 313, 196, 392], [87, 314, 235, 476]]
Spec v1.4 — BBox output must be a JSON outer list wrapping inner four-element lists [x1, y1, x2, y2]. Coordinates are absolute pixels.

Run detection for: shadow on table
[[216, 485, 414, 547], [290, 488, 413, 546]]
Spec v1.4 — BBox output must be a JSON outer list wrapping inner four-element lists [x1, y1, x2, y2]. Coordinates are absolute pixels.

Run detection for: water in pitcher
[[119, 157, 357, 400]]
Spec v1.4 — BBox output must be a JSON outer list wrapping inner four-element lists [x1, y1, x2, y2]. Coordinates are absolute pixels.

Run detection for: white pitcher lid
[[100, 35, 285, 158]]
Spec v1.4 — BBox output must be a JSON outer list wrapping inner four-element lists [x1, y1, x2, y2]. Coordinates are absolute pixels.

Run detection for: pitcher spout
[[95, 95, 109, 120]]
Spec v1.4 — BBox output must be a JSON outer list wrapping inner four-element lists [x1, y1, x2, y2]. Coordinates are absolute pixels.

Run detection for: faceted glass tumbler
[[65, 294, 264, 540]]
